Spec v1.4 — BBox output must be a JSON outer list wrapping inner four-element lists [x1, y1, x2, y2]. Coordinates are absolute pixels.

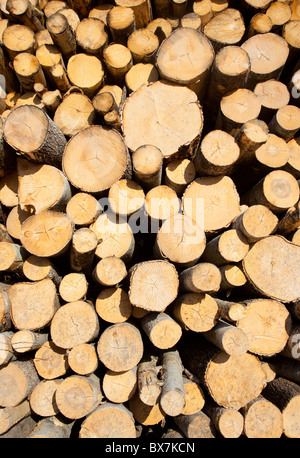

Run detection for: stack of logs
[[0, 0, 300, 440]]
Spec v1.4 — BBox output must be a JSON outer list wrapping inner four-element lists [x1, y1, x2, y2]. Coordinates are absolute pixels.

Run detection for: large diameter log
[[180, 335, 267, 410], [33, 341, 69, 380], [171, 292, 219, 332], [241, 33, 290, 89], [17, 158, 71, 214], [75, 17, 108, 57], [29, 379, 62, 417], [128, 260, 179, 312], [179, 262, 222, 294], [4, 105, 67, 169], [182, 176, 241, 233], [122, 80, 203, 162], [2, 24, 36, 61], [102, 366, 137, 403], [203, 8, 245, 52], [97, 322, 143, 372], [140, 312, 182, 349], [262, 377, 300, 438], [0, 400, 31, 435], [155, 28, 214, 100], [67, 54, 104, 98], [243, 396, 283, 438], [53, 93, 95, 138], [232, 204, 278, 243], [80, 403, 136, 438], [236, 299, 292, 356], [242, 235, 300, 302], [62, 125, 131, 195], [160, 350, 185, 417], [0, 360, 39, 407], [50, 301, 99, 349], [20, 211, 74, 257], [8, 278, 59, 331]]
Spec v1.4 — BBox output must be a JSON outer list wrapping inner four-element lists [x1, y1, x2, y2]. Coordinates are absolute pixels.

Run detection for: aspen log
[[103, 43, 133, 85], [0, 172, 18, 208], [137, 357, 162, 406], [174, 411, 216, 438], [214, 298, 247, 323], [59, 273, 87, 302], [2, 24, 36, 61], [49, 64, 70, 93], [23, 255, 61, 285], [46, 12, 76, 60], [50, 300, 99, 349], [266, 0, 292, 30], [102, 366, 137, 403], [67, 343, 98, 376], [93, 257, 127, 287], [179, 262, 222, 294], [114, 0, 152, 29], [140, 311, 182, 349], [28, 416, 74, 438], [203, 8, 245, 52], [54, 92, 95, 137], [131, 145, 163, 192], [0, 400, 32, 435], [203, 401, 244, 438], [181, 376, 205, 416], [284, 137, 300, 178], [33, 341, 68, 380], [0, 242, 27, 272], [44, 2, 67, 18], [35, 44, 63, 85], [277, 201, 300, 236], [0, 416, 36, 438], [147, 17, 172, 42], [11, 330, 48, 353], [67, 53, 104, 98], [29, 379, 62, 417], [69, 227, 98, 273], [254, 79, 290, 123], [108, 179, 145, 217], [247, 12, 273, 37], [268, 105, 300, 142], [203, 319, 250, 356], [95, 287, 132, 324], [0, 360, 39, 407], [171, 292, 219, 332], [193, 0, 213, 25], [107, 6, 135, 46], [242, 396, 283, 438], [200, 228, 249, 266], [125, 63, 159, 93], [75, 17, 108, 57], [57, 7, 80, 32], [66, 192, 101, 227], [127, 28, 159, 64], [231, 204, 278, 243], [4, 105, 67, 169], [0, 331, 15, 366], [164, 159, 195, 196], [0, 287, 12, 332], [97, 322, 143, 372], [160, 350, 185, 417], [13, 52, 46, 94]]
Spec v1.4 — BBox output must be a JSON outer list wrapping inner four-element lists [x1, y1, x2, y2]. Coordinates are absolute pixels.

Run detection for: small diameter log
[[284, 137, 300, 178], [174, 411, 216, 438], [0, 223, 13, 244], [193, 0, 213, 25], [147, 17, 172, 43], [243, 396, 283, 438], [97, 322, 143, 372], [154, 214, 206, 269], [102, 366, 137, 403], [127, 29, 159, 64], [114, 0, 152, 29], [49, 64, 70, 93], [261, 361, 276, 383], [203, 401, 244, 438], [69, 227, 98, 273], [266, 0, 292, 30], [181, 335, 267, 410], [13, 52, 46, 94], [62, 126, 131, 195], [14, 92, 45, 110], [2, 24, 36, 62], [11, 330, 48, 353], [20, 211, 74, 258], [4, 105, 67, 169], [171, 293, 219, 332], [131, 145, 163, 192], [0, 287, 12, 332], [95, 287, 132, 329], [160, 350, 185, 417], [137, 357, 162, 406], [262, 377, 300, 438], [107, 6, 135, 46], [125, 63, 159, 92], [231, 204, 278, 243], [54, 93, 95, 138], [128, 260, 179, 312], [200, 229, 249, 266], [88, 4, 113, 24], [6, 206, 31, 241], [93, 257, 127, 287], [216, 88, 261, 136], [75, 18, 108, 57], [28, 416, 74, 439], [8, 279, 59, 331], [0, 400, 31, 435], [0, 242, 27, 272], [241, 170, 299, 214], [140, 312, 182, 349], [17, 158, 71, 214], [0, 331, 15, 366], [108, 179, 145, 217], [67, 54, 104, 98], [50, 301, 99, 349], [164, 159, 196, 196], [44, 1, 67, 18], [103, 43, 133, 84], [182, 176, 241, 233], [23, 255, 61, 286], [0, 360, 39, 407], [181, 377, 205, 416], [35, 28, 54, 47], [55, 374, 103, 420], [215, 298, 247, 323], [203, 8, 245, 52], [0, 171, 18, 208], [203, 320, 250, 356], [59, 273, 88, 303], [35, 44, 62, 84], [46, 12, 76, 60], [80, 403, 136, 438], [254, 79, 290, 123], [277, 201, 300, 236], [247, 13, 273, 37], [241, 33, 290, 89], [211, 0, 228, 15], [144, 185, 180, 230], [58, 7, 80, 32], [268, 105, 300, 142], [91, 213, 135, 263], [66, 192, 101, 227], [179, 262, 221, 294], [242, 235, 300, 303], [194, 130, 240, 176], [236, 299, 292, 357], [92, 91, 117, 118], [67, 343, 98, 376], [123, 81, 203, 161], [34, 341, 68, 380], [155, 27, 214, 101], [29, 379, 62, 417], [180, 12, 202, 30], [40, 89, 62, 113]]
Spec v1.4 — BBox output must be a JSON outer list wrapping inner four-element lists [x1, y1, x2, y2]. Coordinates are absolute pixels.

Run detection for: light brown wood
[[54, 93, 95, 137], [181, 376, 205, 416], [0, 360, 39, 407], [125, 62, 159, 92], [200, 228, 249, 266], [95, 287, 132, 324], [49, 63, 70, 93], [127, 28, 159, 63], [219, 264, 247, 291], [102, 366, 137, 403], [171, 292, 219, 332], [164, 158, 196, 196], [44, 1, 67, 18], [50, 300, 99, 349], [232, 204, 278, 242], [160, 350, 185, 416], [144, 185, 180, 229], [11, 330, 48, 353], [76, 17, 108, 56], [46, 12, 76, 60], [174, 410, 216, 438], [131, 145, 163, 192], [35, 44, 62, 83], [67, 53, 104, 98], [66, 192, 101, 227], [28, 416, 74, 438], [0, 171, 18, 208], [179, 262, 221, 294], [193, 0, 213, 25], [203, 401, 244, 438], [243, 396, 283, 438], [93, 257, 127, 287], [108, 179, 145, 217], [70, 227, 98, 273], [114, 0, 152, 29], [13, 52, 47, 93], [59, 273, 87, 302], [88, 3, 113, 24], [0, 400, 32, 435], [0, 242, 27, 272], [141, 311, 182, 349], [33, 341, 69, 379], [67, 343, 98, 376], [103, 43, 133, 84], [203, 8, 245, 52], [268, 105, 300, 142], [147, 17, 172, 42], [203, 319, 250, 356], [0, 331, 15, 366], [137, 357, 162, 406], [2, 24, 36, 61], [254, 79, 290, 123], [266, 0, 292, 29], [80, 402, 136, 438], [107, 6, 135, 46], [277, 201, 300, 236], [215, 298, 247, 323], [23, 255, 61, 285], [97, 322, 143, 372], [284, 137, 300, 178], [0, 287, 12, 333], [29, 379, 62, 417]]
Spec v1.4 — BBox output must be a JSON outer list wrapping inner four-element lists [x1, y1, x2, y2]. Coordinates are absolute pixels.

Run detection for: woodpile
[[0, 0, 300, 441]]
